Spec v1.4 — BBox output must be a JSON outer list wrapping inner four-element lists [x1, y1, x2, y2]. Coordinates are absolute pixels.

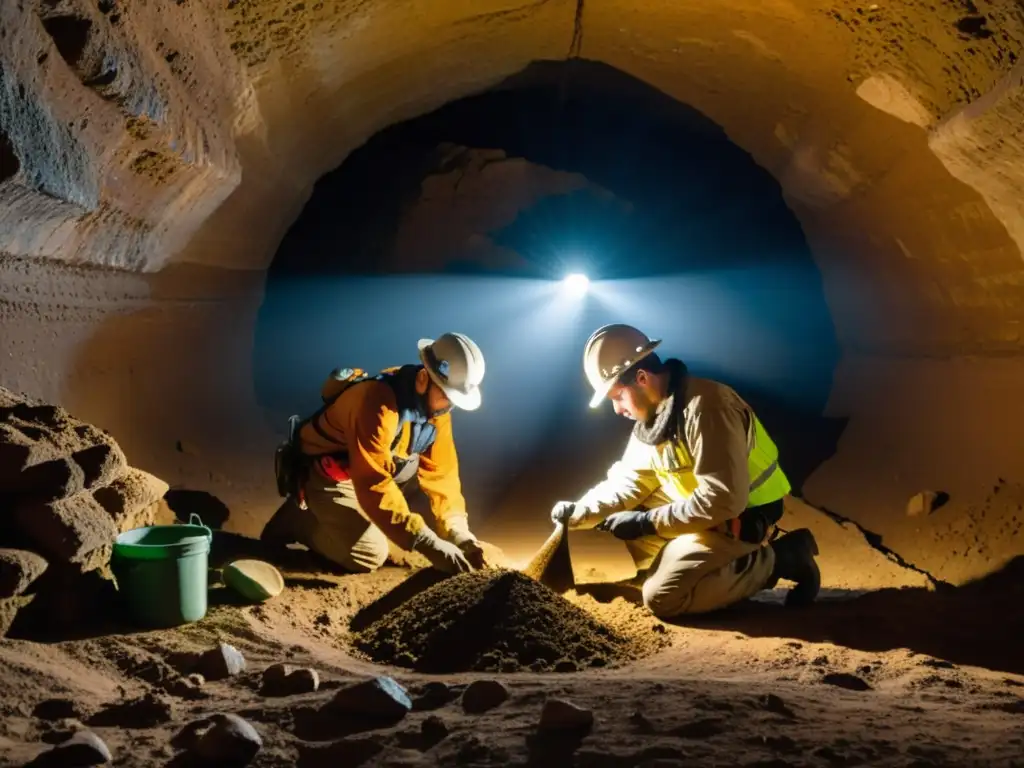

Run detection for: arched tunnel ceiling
[[2, 0, 1024, 591], [2, 0, 1024, 357]]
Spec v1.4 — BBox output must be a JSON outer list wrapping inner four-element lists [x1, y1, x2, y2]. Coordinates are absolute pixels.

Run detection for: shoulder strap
[[300, 366, 407, 452]]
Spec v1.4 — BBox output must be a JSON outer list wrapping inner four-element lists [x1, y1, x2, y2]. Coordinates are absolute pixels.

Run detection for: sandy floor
[[1, 531, 1023, 768]]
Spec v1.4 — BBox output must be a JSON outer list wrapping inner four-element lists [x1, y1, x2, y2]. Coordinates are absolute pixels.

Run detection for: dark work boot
[[766, 528, 820, 607]]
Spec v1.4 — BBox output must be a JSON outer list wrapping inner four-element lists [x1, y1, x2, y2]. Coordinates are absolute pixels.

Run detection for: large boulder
[[0, 387, 171, 637]]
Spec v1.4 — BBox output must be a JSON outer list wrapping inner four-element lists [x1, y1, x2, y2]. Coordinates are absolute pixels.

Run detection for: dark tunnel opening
[[255, 59, 846, 521]]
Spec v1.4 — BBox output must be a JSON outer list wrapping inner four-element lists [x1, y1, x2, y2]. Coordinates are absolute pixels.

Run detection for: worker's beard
[[632, 390, 658, 425]]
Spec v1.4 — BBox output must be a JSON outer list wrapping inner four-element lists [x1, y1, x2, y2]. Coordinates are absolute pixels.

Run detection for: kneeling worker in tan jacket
[[262, 332, 489, 575], [551, 324, 821, 618]]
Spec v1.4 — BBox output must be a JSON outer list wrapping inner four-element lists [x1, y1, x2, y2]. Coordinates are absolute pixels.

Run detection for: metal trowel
[[521, 521, 575, 594]]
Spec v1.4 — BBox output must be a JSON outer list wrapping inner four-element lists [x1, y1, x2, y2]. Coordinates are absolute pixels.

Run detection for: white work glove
[[550, 500, 581, 527], [412, 528, 474, 575]]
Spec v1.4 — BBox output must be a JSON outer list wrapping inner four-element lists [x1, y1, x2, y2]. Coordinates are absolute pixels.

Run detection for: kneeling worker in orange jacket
[[261, 333, 488, 575]]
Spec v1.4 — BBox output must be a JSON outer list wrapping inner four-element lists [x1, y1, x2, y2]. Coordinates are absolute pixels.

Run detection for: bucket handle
[[189, 513, 213, 542]]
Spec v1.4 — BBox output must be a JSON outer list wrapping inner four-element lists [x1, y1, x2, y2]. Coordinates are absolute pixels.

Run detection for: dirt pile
[[349, 569, 657, 673], [0, 386, 172, 637]]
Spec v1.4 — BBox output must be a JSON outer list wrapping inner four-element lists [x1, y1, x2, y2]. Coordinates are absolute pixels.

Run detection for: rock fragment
[[261, 663, 319, 696], [539, 697, 594, 731], [27, 729, 112, 766], [327, 676, 412, 719], [192, 713, 262, 765], [197, 642, 246, 681], [461, 679, 510, 714]]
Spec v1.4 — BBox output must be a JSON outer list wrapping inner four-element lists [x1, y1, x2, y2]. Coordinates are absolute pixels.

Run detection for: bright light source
[[562, 273, 590, 298]]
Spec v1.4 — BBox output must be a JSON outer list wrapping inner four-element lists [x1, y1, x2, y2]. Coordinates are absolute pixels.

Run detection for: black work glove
[[596, 510, 656, 541], [411, 529, 474, 574], [458, 539, 488, 570], [550, 500, 579, 526]]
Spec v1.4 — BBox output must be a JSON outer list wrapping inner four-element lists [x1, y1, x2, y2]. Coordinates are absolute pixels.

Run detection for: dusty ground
[[1, 529, 1022, 768]]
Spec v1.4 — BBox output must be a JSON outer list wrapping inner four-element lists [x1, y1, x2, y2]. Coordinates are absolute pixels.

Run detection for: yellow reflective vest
[[573, 375, 791, 538]]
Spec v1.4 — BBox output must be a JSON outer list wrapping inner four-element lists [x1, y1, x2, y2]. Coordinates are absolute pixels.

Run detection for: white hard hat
[[418, 332, 486, 411], [583, 324, 661, 408]]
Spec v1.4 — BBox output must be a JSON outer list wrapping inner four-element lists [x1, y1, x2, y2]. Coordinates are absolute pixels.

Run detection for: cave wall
[[2, 0, 1024, 581]]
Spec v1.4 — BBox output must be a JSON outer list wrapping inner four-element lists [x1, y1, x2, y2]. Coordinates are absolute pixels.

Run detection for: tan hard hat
[[418, 332, 486, 411], [583, 324, 662, 408]]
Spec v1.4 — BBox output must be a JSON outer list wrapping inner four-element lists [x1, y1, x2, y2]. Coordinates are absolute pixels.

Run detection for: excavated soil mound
[[349, 569, 653, 673]]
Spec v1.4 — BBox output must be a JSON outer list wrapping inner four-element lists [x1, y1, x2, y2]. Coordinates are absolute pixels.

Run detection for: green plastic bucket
[[111, 514, 213, 629]]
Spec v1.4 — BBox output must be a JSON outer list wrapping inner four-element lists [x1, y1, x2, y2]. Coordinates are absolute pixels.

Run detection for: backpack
[[273, 366, 435, 501], [273, 367, 379, 502]]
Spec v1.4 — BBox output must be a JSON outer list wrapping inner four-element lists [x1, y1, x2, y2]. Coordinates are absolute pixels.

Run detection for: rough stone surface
[[327, 676, 413, 720], [92, 468, 169, 534], [13, 493, 117, 572], [0, 549, 48, 598], [73, 443, 127, 491]]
